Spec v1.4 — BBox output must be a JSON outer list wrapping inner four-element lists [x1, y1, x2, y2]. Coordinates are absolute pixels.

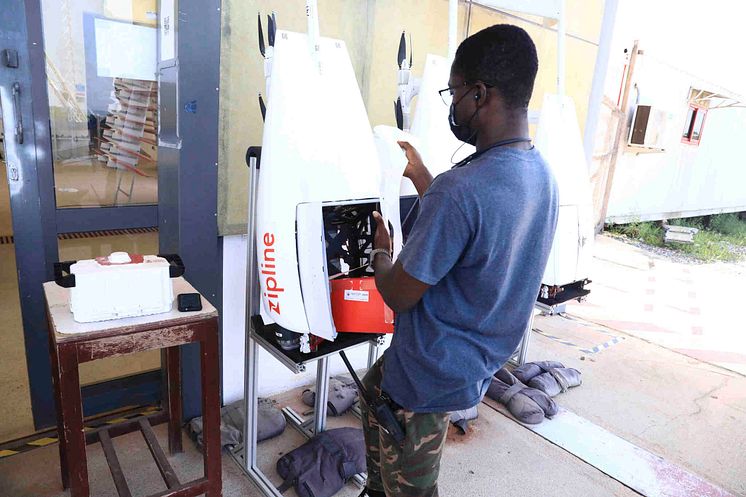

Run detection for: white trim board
[[472, 0, 562, 20], [483, 402, 735, 497]]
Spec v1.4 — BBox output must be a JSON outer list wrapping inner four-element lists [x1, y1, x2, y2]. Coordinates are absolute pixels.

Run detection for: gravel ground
[[603, 232, 745, 265], [723, 241, 746, 259]]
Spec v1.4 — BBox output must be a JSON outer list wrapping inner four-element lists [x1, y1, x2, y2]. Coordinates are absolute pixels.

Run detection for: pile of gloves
[[188, 398, 286, 450], [302, 375, 480, 435], [301, 376, 359, 416], [486, 361, 582, 425]]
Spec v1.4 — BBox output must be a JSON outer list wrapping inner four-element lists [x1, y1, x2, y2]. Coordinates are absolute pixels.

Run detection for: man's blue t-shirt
[[381, 146, 559, 413]]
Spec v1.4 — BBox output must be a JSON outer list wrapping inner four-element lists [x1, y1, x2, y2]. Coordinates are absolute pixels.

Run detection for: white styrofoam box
[[69, 252, 174, 323]]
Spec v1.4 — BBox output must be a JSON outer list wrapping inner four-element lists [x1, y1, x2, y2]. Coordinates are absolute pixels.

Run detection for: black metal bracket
[[246, 146, 262, 170]]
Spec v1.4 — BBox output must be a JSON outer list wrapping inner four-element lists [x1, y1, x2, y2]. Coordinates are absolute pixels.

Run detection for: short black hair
[[453, 24, 538, 110]]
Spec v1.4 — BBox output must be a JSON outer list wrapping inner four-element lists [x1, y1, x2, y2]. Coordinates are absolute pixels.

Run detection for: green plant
[[710, 213, 746, 238], [606, 215, 746, 263], [677, 230, 740, 262], [609, 221, 664, 247], [670, 216, 706, 230]]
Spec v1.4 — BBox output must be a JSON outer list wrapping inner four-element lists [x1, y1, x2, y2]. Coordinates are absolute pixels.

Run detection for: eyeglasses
[[438, 82, 467, 106], [438, 81, 494, 106]]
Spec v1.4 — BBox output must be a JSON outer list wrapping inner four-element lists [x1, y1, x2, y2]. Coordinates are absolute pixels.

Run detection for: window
[[682, 105, 707, 145]]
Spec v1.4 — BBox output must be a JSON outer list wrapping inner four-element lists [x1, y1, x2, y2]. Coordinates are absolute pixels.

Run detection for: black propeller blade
[[397, 31, 406, 68], [268, 14, 276, 47], [258, 13, 266, 57], [259, 94, 266, 121], [395, 98, 404, 130]]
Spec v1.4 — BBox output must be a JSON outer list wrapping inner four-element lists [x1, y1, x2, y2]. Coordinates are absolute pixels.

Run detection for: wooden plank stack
[[96, 78, 157, 174]]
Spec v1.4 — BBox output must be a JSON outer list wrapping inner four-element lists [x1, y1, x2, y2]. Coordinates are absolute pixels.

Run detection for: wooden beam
[[99, 430, 133, 497], [598, 40, 640, 231], [84, 411, 168, 445], [148, 479, 210, 497], [139, 419, 181, 489], [619, 40, 640, 113]]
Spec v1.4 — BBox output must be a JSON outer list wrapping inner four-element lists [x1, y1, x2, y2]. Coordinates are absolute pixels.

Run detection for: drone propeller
[[395, 98, 404, 130], [258, 13, 266, 57], [397, 31, 406, 68], [259, 94, 266, 121], [268, 14, 276, 47]]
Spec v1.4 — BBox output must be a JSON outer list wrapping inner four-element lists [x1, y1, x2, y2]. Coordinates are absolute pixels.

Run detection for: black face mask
[[449, 86, 480, 146]]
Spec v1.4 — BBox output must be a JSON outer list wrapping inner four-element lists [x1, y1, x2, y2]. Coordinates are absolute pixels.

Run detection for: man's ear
[[474, 81, 489, 107]]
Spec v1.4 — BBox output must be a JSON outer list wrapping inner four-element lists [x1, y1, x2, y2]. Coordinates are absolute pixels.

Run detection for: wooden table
[[44, 277, 222, 497]]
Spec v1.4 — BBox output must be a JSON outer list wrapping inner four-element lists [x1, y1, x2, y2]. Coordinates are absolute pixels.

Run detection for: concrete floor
[[1, 313, 744, 496], [566, 236, 746, 375], [526, 315, 746, 496], [0, 397, 638, 497]]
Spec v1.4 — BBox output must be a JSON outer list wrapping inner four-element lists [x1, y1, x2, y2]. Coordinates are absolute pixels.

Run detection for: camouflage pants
[[361, 356, 450, 497]]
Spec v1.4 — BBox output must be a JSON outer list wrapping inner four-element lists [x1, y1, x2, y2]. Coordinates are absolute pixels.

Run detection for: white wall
[[596, 0, 746, 222], [604, 57, 746, 223], [221, 235, 389, 404], [606, 0, 746, 98]]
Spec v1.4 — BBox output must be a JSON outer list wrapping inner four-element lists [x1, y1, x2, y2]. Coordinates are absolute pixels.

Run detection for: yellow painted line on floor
[[106, 417, 131, 425], [0, 449, 20, 458], [27, 437, 58, 447]]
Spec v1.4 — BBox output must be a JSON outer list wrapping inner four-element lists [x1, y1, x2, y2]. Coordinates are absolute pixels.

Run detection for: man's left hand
[[372, 211, 392, 253]]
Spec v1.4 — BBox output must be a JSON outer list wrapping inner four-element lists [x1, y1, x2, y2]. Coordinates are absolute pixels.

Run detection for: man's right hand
[[398, 140, 433, 198], [398, 141, 425, 180]]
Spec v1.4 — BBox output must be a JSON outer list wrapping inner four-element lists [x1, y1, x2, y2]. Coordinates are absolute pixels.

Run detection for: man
[[359, 25, 559, 497]]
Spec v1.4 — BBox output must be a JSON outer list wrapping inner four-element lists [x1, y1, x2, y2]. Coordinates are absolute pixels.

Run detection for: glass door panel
[[41, 0, 159, 208], [41, 0, 161, 387]]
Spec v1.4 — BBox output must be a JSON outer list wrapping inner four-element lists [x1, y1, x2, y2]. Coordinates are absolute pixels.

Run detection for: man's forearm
[[373, 253, 395, 305], [374, 253, 413, 313], [408, 167, 433, 198]]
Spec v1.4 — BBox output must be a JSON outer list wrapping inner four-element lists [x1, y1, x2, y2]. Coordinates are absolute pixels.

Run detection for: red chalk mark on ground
[[644, 304, 655, 312], [644, 450, 735, 497], [690, 307, 701, 315], [648, 276, 656, 282]]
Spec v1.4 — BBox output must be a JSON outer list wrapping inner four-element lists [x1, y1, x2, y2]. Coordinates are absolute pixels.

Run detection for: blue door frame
[[0, 0, 222, 430], [156, 0, 223, 421]]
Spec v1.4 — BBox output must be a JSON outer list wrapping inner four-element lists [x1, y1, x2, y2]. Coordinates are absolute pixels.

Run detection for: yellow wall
[[364, 0, 461, 128], [467, 2, 602, 129], [218, 0, 603, 234], [218, 0, 372, 234], [104, 0, 158, 26]]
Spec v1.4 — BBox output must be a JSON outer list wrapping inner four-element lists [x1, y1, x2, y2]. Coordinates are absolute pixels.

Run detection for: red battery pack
[[330, 277, 394, 334]]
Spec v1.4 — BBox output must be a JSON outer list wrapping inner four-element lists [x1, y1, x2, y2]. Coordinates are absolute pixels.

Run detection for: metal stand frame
[[510, 301, 565, 367], [230, 150, 383, 496]]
